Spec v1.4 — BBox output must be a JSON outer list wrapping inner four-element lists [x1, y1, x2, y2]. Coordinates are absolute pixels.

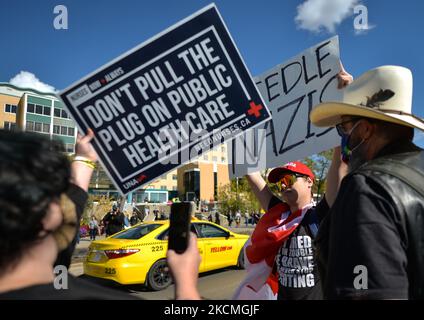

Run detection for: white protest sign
[[228, 36, 341, 178]]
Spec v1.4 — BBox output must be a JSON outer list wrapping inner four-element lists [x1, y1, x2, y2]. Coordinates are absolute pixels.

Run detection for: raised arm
[[245, 172, 274, 211], [324, 147, 348, 207], [323, 62, 353, 207], [70, 128, 98, 192]]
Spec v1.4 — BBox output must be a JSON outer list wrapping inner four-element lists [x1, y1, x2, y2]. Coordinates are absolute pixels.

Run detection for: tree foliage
[[217, 176, 261, 217], [82, 195, 115, 224], [302, 149, 333, 199]]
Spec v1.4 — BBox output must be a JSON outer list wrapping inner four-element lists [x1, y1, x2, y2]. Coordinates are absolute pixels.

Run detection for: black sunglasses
[[335, 117, 362, 136]]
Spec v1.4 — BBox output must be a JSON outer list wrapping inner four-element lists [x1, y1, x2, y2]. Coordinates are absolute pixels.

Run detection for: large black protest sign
[[60, 4, 270, 194], [228, 37, 341, 178]]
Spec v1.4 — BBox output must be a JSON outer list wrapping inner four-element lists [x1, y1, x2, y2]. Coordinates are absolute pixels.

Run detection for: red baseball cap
[[268, 161, 315, 183]]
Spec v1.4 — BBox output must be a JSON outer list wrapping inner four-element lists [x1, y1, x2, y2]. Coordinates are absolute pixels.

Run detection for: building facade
[[0, 84, 22, 131], [0, 83, 77, 151], [177, 144, 230, 202]]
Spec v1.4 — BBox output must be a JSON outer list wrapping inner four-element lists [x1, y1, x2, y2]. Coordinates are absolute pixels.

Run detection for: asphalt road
[[70, 263, 246, 300]]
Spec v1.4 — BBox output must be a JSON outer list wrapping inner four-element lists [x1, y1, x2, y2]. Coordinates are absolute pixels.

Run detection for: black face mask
[[340, 121, 366, 164]]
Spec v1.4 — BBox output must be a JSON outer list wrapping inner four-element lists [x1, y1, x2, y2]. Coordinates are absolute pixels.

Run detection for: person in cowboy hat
[[310, 65, 424, 299]]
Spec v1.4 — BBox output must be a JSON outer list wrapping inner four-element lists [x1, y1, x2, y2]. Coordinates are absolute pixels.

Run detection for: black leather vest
[[356, 147, 424, 299]]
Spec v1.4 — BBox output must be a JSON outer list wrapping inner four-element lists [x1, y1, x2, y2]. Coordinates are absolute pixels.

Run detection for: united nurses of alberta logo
[[360, 89, 395, 109]]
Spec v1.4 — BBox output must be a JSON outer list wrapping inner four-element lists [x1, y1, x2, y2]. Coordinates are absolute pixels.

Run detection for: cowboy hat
[[310, 65, 424, 131]]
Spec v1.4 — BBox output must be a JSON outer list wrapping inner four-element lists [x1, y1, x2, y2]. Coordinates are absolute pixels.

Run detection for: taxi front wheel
[[147, 259, 172, 291], [237, 249, 245, 269]]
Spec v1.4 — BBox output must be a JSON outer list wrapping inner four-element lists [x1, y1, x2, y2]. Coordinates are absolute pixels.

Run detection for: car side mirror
[[225, 231, 232, 239]]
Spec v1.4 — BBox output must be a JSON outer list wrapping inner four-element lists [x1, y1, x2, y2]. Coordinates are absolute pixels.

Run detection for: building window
[[212, 156, 218, 162], [54, 108, 61, 117], [34, 122, 42, 132], [184, 170, 200, 201], [172, 175, 178, 180], [221, 146, 225, 152], [172, 186, 178, 191], [150, 192, 161, 203], [35, 105, 43, 114], [27, 104, 51, 116], [26, 121, 50, 134], [203, 155, 208, 160], [3, 121, 17, 131], [53, 107, 71, 119], [5, 104, 17, 114], [221, 157, 226, 162], [65, 144, 74, 153], [27, 103, 35, 113], [53, 125, 75, 136], [160, 186, 167, 190], [26, 121, 34, 132], [61, 126, 68, 135], [43, 106, 51, 116]]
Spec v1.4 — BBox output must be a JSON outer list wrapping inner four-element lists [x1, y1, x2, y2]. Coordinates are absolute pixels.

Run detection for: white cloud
[[295, 0, 360, 33], [9, 71, 57, 93]]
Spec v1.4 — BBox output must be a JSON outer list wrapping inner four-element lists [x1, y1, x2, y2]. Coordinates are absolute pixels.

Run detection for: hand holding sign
[[75, 128, 98, 162], [337, 62, 353, 89]]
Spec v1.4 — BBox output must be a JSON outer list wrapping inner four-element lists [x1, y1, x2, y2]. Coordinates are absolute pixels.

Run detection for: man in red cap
[[238, 161, 322, 300], [233, 67, 352, 301]]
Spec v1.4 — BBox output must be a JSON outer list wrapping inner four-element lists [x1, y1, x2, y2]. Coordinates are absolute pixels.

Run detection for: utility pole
[[236, 177, 240, 211]]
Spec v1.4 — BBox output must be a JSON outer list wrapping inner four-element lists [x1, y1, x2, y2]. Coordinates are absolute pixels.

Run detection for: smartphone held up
[[168, 202, 195, 254]]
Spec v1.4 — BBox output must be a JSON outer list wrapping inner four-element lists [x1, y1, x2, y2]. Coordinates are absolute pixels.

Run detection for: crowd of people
[[82, 204, 148, 241], [0, 63, 423, 300]]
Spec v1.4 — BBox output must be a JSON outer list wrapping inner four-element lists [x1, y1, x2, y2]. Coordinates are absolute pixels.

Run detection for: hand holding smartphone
[[168, 202, 194, 254]]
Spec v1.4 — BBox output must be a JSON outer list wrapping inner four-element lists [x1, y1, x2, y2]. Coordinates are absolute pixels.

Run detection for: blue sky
[[1, 0, 423, 146]]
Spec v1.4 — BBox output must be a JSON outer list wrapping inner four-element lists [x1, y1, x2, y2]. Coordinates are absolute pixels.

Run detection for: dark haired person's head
[[0, 129, 71, 274]]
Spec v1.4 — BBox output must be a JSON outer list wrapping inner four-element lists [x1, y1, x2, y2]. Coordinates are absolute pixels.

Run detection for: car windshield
[[112, 224, 162, 240]]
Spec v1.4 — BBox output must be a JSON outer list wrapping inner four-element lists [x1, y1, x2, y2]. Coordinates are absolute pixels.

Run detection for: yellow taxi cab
[[83, 219, 249, 290]]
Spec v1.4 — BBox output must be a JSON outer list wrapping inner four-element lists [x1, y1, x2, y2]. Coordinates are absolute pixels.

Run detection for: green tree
[[302, 149, 333, 200], [217, 176, 261, 217], [82, 195, 115, 224]]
